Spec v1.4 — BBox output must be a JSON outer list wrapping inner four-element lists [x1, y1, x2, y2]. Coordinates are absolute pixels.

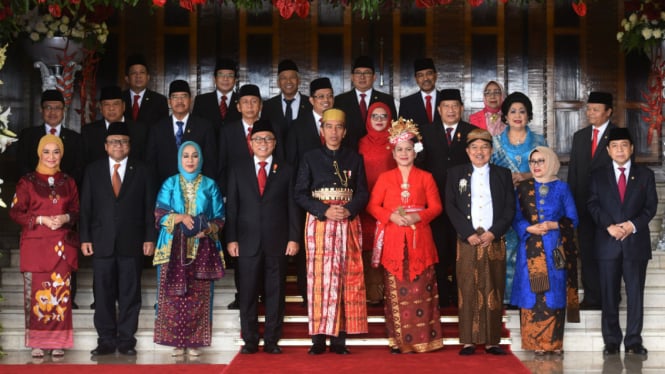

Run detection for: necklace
[[509, 131, 527, 145], [48, 176, 59, 204], [400, 181, 410, 203], [333, 160, 349, 188]]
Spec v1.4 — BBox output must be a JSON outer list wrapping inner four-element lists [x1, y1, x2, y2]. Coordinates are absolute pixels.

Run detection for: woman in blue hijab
[[153, 141, 225, 357]]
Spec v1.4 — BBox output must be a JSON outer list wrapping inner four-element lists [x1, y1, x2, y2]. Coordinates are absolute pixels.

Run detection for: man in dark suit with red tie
[[587, 127, 656, 356], [567, 91, 617, 310], [333, 56, 397, 150], [146, 80, 218, 185], [398, 58, 441, 128], [261, 59, 312, 144], [419, 88, 478, 307], [122, 54, 169, 128], [80, 122, 157, 356], [192, 58, 242, 134], [226, 119, 301, 354]]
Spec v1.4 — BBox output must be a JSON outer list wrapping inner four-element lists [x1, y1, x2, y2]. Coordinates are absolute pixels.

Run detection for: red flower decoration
[[572, 1, 587, 17], [48, 4, 61, 18], [468, 0, 484, 7], [153, 0, 167, 6], [273, 0, 310, 20], [415, 0, 452, 9]]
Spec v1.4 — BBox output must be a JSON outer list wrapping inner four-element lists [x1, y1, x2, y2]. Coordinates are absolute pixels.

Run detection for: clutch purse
[[553, 241, 566, 270], [180, 213, 209, 237]]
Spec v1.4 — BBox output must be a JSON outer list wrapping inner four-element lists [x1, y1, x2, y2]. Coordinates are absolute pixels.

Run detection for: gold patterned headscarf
[[529, 146, 560, 183], [35, 134, 63, 175]]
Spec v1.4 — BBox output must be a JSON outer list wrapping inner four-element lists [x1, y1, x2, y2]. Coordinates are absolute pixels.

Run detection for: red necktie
[[591, 128, 599, 158], [112, 163, 122, 197], [220, 95, 228, 119], [425, 95, 433, 124], [132, 94, 140, 121], [359, 93, 368, 120], [247, 127, 253, 154], [446, 127, 453, 146], [49, 128, 57, 135], [618, 167, 626, 203], [258, 161, 267, 196]]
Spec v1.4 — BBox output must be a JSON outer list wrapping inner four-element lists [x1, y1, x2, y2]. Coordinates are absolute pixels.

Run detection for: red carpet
[[2, 364, 226, 374], [221, 346, 530, 374]]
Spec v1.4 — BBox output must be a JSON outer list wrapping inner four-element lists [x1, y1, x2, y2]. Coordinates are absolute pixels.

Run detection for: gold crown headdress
[[388, 117, 422, 145]]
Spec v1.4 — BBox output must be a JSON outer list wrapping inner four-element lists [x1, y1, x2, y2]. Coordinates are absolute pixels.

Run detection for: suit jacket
[[445, 163, 515, 241], [146, 115, 218, 185], [261, 93, 312, 144], [587, 163, 657, 261], [285, 111, 323, 168], [333, 89, 397, 150], [122, 89, 169, 127], [225, 157, 301, 257], [217, 119, 284, 195], [81, 119, 149, 166], [192, 91, 241, 133], [79, 157, 157, 257], [398, 90, 441, 128], [567, 122, 616, 216], [16, 125, 83, 185], [418, 120, 477, 201]]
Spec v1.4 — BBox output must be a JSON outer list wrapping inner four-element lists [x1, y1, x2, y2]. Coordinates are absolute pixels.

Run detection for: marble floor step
[[229, 336, 513, 348], [509, 329, 665, 352], [504, 308, 665, 331]]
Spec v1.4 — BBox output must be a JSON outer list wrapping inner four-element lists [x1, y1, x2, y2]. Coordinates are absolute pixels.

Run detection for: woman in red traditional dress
[[366, 118, 444, 354], [9, 134, 79, 359], [358, 102, 396, 305]]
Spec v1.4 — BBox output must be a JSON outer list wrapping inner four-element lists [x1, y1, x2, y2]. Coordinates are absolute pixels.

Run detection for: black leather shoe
[[240, 345, 258, 354], [485, 346, 507, 355], [308, 344, 326, 355], [89, 302, 95, 310], [118, 347, 137, 356], [330, 346, 350, 354], [71, 301, 79, 310], [603, 344, 619, 355], [626, 344, 648, 356], [390, 347, 401, 354], [459, 345, 476, 355], [91, 345, 116, 355], [227, 299, 239, 310], [263, 344, 282, 354]]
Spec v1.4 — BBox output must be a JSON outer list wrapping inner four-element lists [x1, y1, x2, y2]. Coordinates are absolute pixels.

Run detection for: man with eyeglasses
[[334, 56, 397, 150], [122, 54, 169, 128], [80, 122, 157, 356], [225, 119, 301, 354], [419, 88, 478, 307], [192, 58, 242, 135], [146, 80, 217, 185], [399, 58, 441, 128], [261, 59, 312, 144]]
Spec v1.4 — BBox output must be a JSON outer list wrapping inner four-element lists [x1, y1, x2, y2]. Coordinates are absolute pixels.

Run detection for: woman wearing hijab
[[512, 146, 579, 355], [358, 102, 397, 304], [469, 81, 506, 136], [153, 141, 225, 357], [9, 134, 79, 359], [367, 118, 443, 354]]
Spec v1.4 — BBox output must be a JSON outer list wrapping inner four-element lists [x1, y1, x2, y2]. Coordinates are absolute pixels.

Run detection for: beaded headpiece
[[388, 117, 422, 146]]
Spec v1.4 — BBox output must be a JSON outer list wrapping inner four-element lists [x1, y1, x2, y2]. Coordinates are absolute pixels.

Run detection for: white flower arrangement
[[414, 142, 424, 154], [0, 43, 17, 209], [18, 8, 109, 50], [617, 2, 665, 55]]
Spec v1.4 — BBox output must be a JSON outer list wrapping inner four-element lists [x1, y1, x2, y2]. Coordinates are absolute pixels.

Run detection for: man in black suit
[[398, 58, 441, 128], [567, 91, 617, 310], [226, 119, 301, 355], [82, 86, 149, 165], [445, 128, 514, 356], [17, 89, 83, 183], [146, 80, 218, 185], [261, 59, 312, 144], [333, 56, 397, 150], [122, 54, 169, 128], [80, 122, 157, 356], [192, 58, 242, 133], [588, 128, 656, 357], [419, 88, 477, 306]]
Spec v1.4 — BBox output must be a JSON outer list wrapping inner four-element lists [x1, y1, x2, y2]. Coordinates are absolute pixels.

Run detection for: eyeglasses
[[352, 71, 374, 77], [484, 90, 502, 97], [312, 94, 334, 100], [528, 159, 546, 166], [371, 113, 388, 120], [43, 105, 64, 112], [251, 136, 276, 144], [170, 94, 190, 100], [107, 139, 130, 146], [215, 72, 235, 79]]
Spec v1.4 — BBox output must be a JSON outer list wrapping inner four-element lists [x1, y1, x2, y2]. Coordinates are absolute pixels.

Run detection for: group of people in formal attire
[[9, 53, 657, 361]]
